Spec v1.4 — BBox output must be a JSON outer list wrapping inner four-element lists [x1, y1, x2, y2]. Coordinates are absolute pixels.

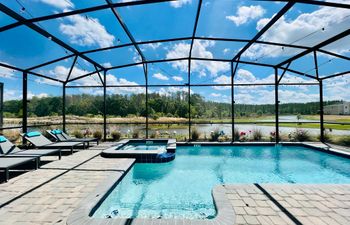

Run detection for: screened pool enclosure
[[0, 0, 349, 142]]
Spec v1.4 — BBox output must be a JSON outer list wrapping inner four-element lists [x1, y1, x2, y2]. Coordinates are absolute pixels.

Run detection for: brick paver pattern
[[0, 142, 349, 225], [0, 143, 134, 225], [226, 184, 350, 225]]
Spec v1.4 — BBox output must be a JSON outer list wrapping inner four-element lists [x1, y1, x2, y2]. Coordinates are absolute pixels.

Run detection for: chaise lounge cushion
[[26, 131, 41, 137], [0, 136, 7, 143], [51, 129, 63, 135]]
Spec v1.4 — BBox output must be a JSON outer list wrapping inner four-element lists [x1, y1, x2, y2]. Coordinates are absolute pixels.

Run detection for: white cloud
[[38, 0, 74, 9], [166, 42, 190, 60], [226, 5, 265, 26], [102, 62, 112, 68], [223, 48, 230, 54], [236, 69, 257, 83], [172, 76, 184, 81], [210, 93, 221, 97], [3, 89, 20, 100], [37, 66, 142, 95], [166, 41, 230, 77], [170, 0, 192, 8], [143, 43, 162, 50], [214, 75, 230, 84], [153, 87, 188, 97], [213, 75, 230, 90], [60, 13, 115, 48], [153, 73, 169, 81], [6, 89, 50, 101], [0, 63, 15, 79], [28, 92, 49, 99], [36, 65, 100, 87], [106, 74, 143, 95], [324, 74, 350, 101], [245, 3, 350, 59]]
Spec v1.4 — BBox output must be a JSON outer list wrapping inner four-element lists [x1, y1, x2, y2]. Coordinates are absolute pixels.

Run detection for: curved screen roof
[[0, 0, 349, 84]]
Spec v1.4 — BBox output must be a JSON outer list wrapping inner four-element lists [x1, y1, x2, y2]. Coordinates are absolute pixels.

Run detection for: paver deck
[[0, 143, 134, 225], [225, 184, 350, 225], [0, 142, 349, 225]]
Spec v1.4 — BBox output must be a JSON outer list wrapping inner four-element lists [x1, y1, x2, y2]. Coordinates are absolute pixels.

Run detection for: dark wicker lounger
[[47, 129, 99, 148], [21, 132, 86, 154]]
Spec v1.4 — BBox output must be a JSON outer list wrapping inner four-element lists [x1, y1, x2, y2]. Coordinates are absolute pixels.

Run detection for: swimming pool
[[93, 145, 350, 220]]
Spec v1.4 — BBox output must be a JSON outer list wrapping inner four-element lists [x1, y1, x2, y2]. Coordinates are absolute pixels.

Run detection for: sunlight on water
[[93, 145, 350, 219]]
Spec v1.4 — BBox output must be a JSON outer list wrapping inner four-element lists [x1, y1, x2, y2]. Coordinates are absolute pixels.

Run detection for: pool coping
[[66, 159, 235, 225], [67, 141, 349, 225]]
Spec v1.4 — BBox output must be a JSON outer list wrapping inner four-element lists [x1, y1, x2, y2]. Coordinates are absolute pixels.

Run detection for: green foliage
[[132, 130, 140, 138], [151, 112, 162, 121], [252, 129, 263, 141], [93, 130, 103, 140], [3, 93, 342, 119], [73, 130, 83, 138], [3, 112, 16, 118], [292, 129, 311, 142], [256, 110, 263, 117], [234, 129, 240, 141], [317, 131, 331, 143], [191, 129, 200, 141], [340, 136, 350, 146], [210, 129, 221, 142], [111, 131, 121, 141]]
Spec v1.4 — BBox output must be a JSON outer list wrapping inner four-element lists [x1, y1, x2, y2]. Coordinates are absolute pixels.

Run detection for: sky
[[0, 0, 349, 105]]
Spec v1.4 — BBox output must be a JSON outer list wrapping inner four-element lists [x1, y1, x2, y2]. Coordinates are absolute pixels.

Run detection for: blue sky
[[0, 0, 349, 104]]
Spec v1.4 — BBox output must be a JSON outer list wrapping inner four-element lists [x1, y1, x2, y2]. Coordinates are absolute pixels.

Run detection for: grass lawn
[[4, 115, 350, 131]]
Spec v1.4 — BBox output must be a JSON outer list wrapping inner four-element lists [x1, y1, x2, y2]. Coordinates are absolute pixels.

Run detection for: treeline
[[2, 93, 342, 118]]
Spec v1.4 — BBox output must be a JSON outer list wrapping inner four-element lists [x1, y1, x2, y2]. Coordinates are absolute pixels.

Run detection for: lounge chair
[[0, 157, 38, 182], [0, 135, 61, 160], [21, 131, 86, 154], [0, 136, 38, 182], [47, 129, 99, 148]]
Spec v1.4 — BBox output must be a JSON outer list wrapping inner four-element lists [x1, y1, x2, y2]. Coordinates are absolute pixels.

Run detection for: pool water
[[93, 145, 350, 219], [119, 142, 166, 151]]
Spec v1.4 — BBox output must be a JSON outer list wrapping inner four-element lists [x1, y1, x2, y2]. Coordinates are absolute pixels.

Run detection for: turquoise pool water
[[93, 145, 350, 219], [119, 142, 166, 151]]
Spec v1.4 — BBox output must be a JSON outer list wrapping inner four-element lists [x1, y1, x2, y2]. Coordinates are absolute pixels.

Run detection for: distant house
[[324, 102, 350, 115]]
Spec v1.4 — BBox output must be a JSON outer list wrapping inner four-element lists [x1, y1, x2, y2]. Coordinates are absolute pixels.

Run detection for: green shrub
[[234, 129, 240, 141], [73, 130, 83, 138], [293, 129, 311, 142], [317, 132, 331, 143], [210, 129, 221, 142], [93, 130, 103, 140], [252, 129, 263, 141], [340, 136, 350, 146], [150, 133, 156, 138], [239, 131, 248, 142], [111, 131, 121, 141], [132, 130, 140, 138], [191, 129, 200, 141]]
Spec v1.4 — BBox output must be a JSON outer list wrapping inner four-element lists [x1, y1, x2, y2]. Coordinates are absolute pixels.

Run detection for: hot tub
[[101, 139, 176, 163]]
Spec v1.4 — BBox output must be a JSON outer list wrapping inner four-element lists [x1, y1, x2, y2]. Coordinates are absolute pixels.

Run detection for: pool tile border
[[177, 141, 350, 158], [66, 161, 235, 225]]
